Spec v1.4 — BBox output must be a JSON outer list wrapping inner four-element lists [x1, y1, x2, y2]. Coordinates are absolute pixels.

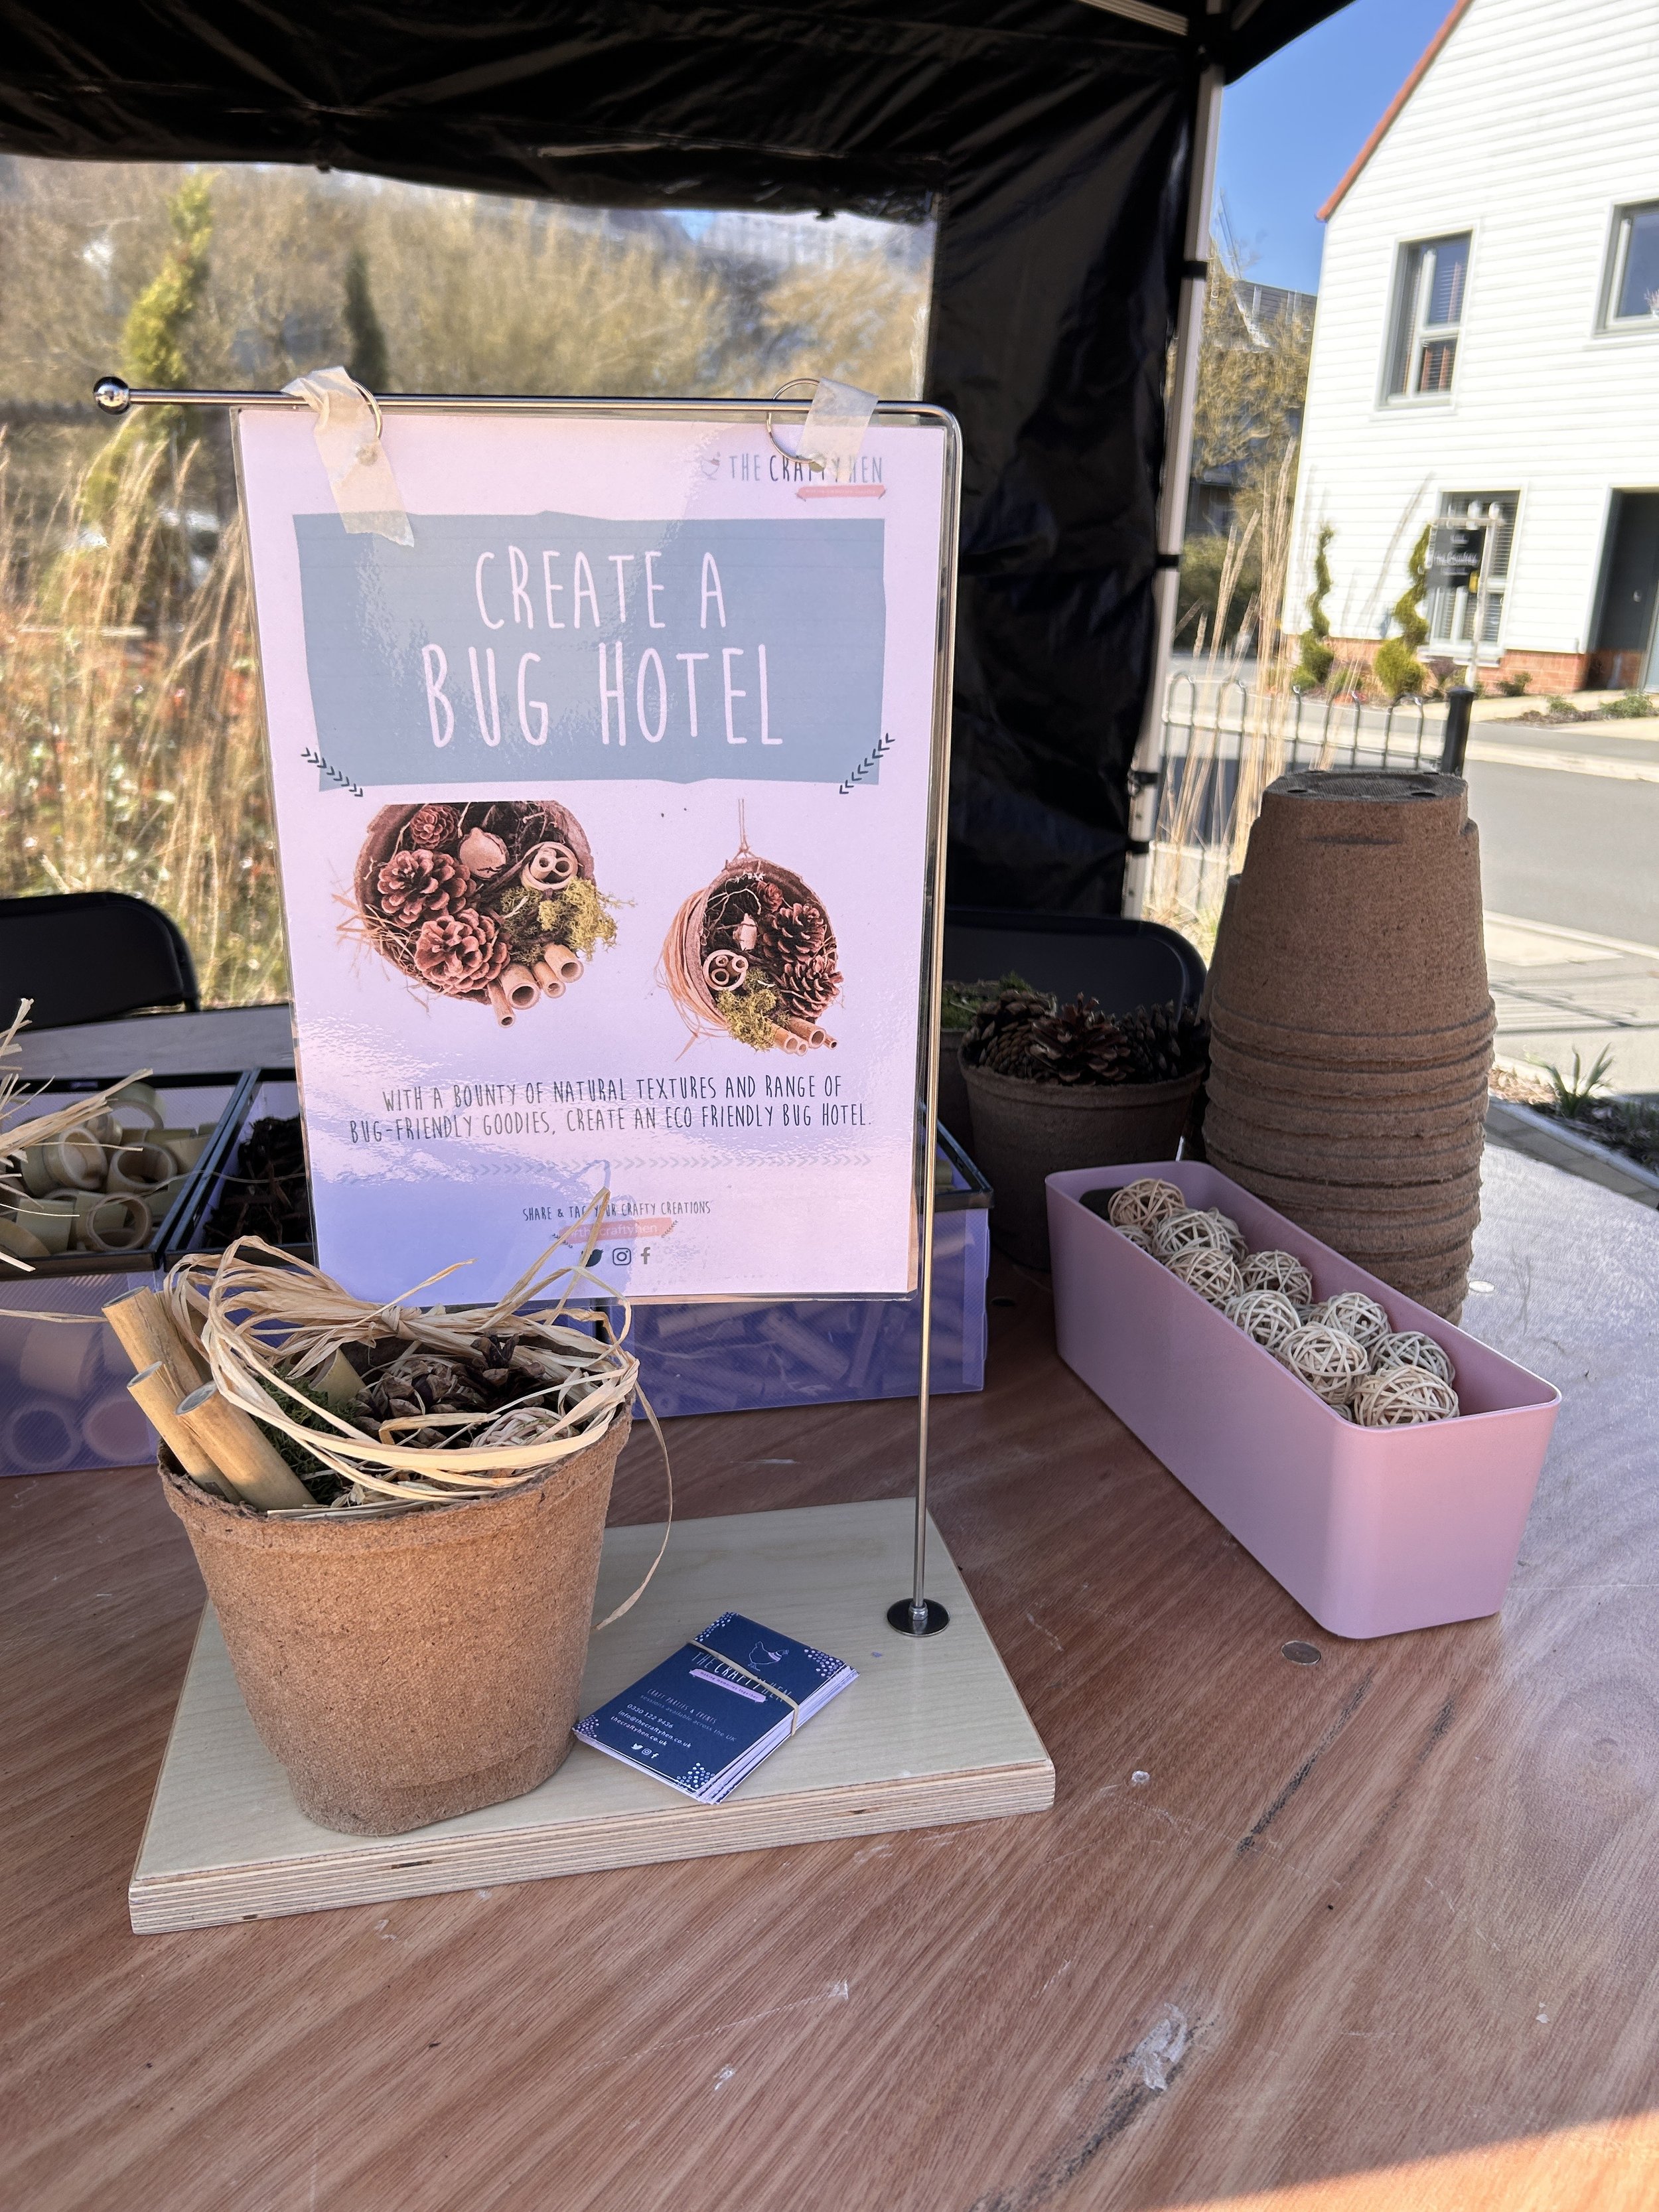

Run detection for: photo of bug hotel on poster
[[235, 407, 950, 1305]]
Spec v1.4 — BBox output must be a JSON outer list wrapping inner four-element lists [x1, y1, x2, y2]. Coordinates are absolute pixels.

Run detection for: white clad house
[[1287, 0, 1659, 694]]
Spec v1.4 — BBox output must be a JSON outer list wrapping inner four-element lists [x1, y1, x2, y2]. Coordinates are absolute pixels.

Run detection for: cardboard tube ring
[[20, 1128, 105, 1195], [80, 1195, 152, 1252], [108, 1082, 165, 1132], [14, 1197, 76, 1253], [521, 841, 577, 890], [500, 963, 540, 1013], [541, 942, 583, 985], [703, 949, 748, 994], [106, 1142, 174, 1194]]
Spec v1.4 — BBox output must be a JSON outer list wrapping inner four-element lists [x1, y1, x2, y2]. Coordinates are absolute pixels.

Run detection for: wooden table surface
[[5, 1235, 1657, 2211]]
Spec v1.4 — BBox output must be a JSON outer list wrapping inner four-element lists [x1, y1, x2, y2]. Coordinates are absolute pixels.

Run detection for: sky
[[1216, 0, 1459, 295]]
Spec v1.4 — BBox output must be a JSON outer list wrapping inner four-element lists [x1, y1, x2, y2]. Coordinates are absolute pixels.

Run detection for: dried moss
[[537, 877, 619, 960], [719, 979, 780, 1051], [489, 875, 619, 962]]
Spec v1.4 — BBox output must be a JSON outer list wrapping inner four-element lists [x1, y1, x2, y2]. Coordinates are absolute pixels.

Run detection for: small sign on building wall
[[1427, 522, 1486, 597]]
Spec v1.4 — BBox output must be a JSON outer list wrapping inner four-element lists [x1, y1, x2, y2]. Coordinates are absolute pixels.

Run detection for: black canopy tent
[[0, 0, 1342, 915]]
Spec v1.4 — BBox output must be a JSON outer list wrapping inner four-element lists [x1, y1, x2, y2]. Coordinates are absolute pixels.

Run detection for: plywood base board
[[130, 1499, 1054, 1932]]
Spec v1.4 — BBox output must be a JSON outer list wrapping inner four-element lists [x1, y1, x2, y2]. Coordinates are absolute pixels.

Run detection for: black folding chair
[[942, 908, 1206, 1017], [0, 891, 200, 1030]]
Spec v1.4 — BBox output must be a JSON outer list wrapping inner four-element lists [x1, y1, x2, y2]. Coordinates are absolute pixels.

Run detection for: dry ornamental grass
[[0, 436, 283, 1007]]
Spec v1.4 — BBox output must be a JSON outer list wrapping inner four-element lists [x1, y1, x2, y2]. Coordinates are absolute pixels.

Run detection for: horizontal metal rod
[[92, 376, 948, 427]]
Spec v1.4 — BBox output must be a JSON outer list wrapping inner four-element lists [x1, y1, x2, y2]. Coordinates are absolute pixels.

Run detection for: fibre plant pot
[[936, 1026, 974, 1147], [1200, 1104, 1488, 1183], [1211, 771, 1491, 1039], [161, 1411, 628, 1836], [1203, 1147, 1484, 1217], [1201, 1075, 1489, 1142], [1047, 1161, 1559, 1637], [962, 1062, 1200, 1269], [1208, 1001, 1498, 1073], [1206, 1033, 1495, 1105]]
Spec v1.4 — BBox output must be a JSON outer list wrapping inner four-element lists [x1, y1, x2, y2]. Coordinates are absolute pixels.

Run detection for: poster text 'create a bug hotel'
[[238, 409, 950, 1303]]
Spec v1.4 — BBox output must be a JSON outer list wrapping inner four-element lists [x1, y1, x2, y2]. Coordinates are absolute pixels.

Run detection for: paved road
[[1459, 717, 1659, 1090], [1466, 722, 1659, 945]]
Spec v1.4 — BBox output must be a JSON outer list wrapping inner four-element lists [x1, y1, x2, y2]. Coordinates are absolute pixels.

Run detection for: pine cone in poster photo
[[661, 828, 842, 1055], [352, 800, 618, 1026]]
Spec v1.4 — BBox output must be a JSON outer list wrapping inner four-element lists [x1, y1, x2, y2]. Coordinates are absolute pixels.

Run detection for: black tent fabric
[[0, 1, 1344, 915]]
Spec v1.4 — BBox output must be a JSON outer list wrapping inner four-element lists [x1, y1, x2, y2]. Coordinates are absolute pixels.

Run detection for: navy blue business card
[[573, 1613, 856, 1803]]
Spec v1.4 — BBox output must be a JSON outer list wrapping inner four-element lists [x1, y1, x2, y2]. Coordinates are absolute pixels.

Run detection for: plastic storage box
[[604, 1125, 991, 1417], [176, 1078, 991, 1420], [5, 1072, 246, 1278], [1047, 1159, 1560, 1639], [0, 1071, 253, 1478], [0, 1269, 157, 1476], [165, 1071, 305, 1257]]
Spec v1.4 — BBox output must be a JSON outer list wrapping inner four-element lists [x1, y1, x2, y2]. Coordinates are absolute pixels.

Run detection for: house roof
[[1317, 0, 1475, 222]]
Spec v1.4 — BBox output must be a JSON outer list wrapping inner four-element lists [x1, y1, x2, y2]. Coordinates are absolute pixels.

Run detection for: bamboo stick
[[127, 1364, 234, 1499], [103, 1286, 207, 1399], [175, 1383, 314, 1510]]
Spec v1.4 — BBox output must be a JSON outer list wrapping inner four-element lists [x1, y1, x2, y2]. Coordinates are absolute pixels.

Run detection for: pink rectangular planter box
[[1047, 1161, 1560, 1639]]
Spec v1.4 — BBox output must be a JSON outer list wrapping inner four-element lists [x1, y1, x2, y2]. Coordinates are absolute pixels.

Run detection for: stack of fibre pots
[[1204, 768, 1492, 1322]]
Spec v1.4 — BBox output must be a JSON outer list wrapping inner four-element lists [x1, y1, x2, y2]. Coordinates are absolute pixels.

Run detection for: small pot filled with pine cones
[[660, 828, 841, 1055], [960, 988, 1208, 1267]]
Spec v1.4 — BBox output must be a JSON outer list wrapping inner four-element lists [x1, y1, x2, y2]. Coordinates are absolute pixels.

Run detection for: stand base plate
[[129, 1499, 1054, 1933]]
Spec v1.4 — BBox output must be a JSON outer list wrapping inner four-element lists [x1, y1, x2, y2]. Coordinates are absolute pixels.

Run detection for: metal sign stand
[[94, 373, 961, 1641]]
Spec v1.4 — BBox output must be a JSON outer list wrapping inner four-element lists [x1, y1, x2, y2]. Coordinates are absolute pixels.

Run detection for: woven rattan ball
[[1204, 1208, 1247, 1260], [1309, 1291, 1392, 1354], [1113, 1222, 1155, 1254], [1371, 1329, 1455, 1384], [1107, 1177, 1185, 1233], [1166, 1245, 1244, 1306], [1153, 1207, 1234, 1265], [1278, 1322, 1371, 1405], [1352, 1367, 1461, 1426], [1240, 1248, 1314, 1307], [1224, 1288, 1302, 1353]]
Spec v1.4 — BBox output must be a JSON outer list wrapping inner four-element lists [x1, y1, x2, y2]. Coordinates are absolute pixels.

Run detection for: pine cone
[[405, 804, 461, 852], [376, 847, 472, 925], [465, 1332, 520, 1391], [412, 908, 510, 995], [960, 988, 1054, 1070], [773, 901, 830, 962], [1118, 1001, 1210, 1083], [1027, 997, 1131, 1086], [773, 952, 841, 1019], [982, 1027, 1043, 1078]]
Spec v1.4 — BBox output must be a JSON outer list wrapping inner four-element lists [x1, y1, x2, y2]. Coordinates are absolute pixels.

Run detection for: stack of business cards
[[573, 1611, 857, 1804]]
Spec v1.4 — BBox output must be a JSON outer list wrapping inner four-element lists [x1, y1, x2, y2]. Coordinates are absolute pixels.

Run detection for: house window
[[1604, 202, 1659, 327], [1386, 234, 1471, 398], [1428, 493, 1518, 654]]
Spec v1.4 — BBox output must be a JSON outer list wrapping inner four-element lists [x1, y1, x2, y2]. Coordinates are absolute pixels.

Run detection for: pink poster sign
[[236, 406, 951, 1304]]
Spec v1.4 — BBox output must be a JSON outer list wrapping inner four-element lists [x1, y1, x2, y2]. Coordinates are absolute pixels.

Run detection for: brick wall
[[1323, 637, 1645, 696]]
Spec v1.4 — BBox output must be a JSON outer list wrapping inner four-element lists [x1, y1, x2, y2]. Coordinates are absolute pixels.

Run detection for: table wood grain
[[3, 1258, 1656, 2212]]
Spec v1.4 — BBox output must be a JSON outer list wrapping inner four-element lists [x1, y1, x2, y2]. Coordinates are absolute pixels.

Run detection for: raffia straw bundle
[[164, 1195, 659, 1510]]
